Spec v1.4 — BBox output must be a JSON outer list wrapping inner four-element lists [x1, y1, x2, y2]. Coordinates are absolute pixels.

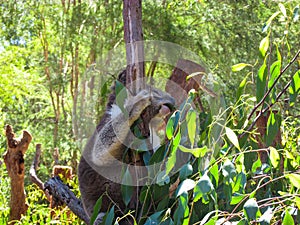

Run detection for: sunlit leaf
[[294, 196, 300, 210], [236, 74, 249, 101], [258, 207, 273, 225], [262, 11, 280, 32], [174, 193, 189, 225], [285, 173, 300, 189], [225, 127, 240, 150], [178, 145, 207, 158], [230, 194, 245, 205], [244, 198, 259, 221], [268, 60, 281, 88], [282, 209, 294, 225], [186, 110, 197, 146], [176, 179, 196, 197], [289, 70, 300, 106], [269, 146, 280, 168], [256, 60, 267, 102], [166, 110, 180, 140], [259, 36, 269, 57], [293, 5, 299, 22], [209, 163, 219, 186], [232, 63, 251, 72], [279, 3, 287, 17]]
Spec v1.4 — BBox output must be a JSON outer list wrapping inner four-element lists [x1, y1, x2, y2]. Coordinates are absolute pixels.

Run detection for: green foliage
[[0, 0, 299, 224]]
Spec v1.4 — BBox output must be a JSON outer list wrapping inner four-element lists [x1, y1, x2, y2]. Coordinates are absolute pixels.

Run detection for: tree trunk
[[123, 0, 145, 94], [3, 125, 32, 224]]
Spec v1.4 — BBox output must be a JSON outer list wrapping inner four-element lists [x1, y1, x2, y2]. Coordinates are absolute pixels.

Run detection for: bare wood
[[123, 0, 145, 93], [3, 125, 32, 223], [44, 176, 89, 224], [29, 144, 51, 202]]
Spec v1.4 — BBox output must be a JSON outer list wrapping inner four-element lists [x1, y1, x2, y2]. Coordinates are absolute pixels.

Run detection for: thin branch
[[29, 144, 51, 201], [238, 49, 300, 140], [247, 49, 300, 121]]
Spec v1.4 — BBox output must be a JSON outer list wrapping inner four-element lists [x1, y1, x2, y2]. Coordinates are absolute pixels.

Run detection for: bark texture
[[3, 125, 32, 223]]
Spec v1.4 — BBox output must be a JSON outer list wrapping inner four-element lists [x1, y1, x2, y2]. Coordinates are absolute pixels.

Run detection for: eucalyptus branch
[[238, 49, 300, 140], [247, 49, 300, 121]]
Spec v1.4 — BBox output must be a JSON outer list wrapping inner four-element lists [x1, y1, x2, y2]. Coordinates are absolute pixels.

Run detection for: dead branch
[[29, 144, 51, 201], [3, 125, 32, 224], [44, 176, 89, 224]]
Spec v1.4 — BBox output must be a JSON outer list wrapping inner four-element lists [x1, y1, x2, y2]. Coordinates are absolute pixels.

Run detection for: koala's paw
[[125, 89, 151, 123]]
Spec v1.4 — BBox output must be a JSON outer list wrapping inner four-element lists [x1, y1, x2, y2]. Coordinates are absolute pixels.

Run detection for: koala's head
[[139, 85, 175, 139]]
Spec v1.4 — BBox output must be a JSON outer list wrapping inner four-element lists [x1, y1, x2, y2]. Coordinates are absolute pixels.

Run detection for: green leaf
[[285, 173, 300, 189], [230, 194, 245, 205], [294, 196, 300, 210], [144, 211, 164, 225], [259, 36, 270, 57], [251, 157, 262, 174], [115, 80, 127, 114], [194, 174, 214, 202], [225, 127, 240, 150], [176, 179, 196, 197], [166, 111, 180, 140], [209, 163, 219, 186], [178, 145, 207, 158], [104, 206, 115, 225], [268, 60, 281, 88], [174, 193, 189, 225], [266, 112, 281, 146], [156, 170, 170, 186], [256, 60, 267, 102], [244, 198, 259, 221], [179, 163, 193, 181], [293, 5, 299, 22], [121, 167, 133, 206], [222, 159, 237, 184], [262, 11, 280, 32], [283, 209, 294, 225], [90, 195, 103, 225], [279, 3, 287, 17], [289, 70, 300, 106], [236, 75, 248, 101], [186, 110, 197, 146], [258, 207, 273, 225], [269, 146, 280, 168], [166, 131, 180, 175], [232, 63, 251, 72]]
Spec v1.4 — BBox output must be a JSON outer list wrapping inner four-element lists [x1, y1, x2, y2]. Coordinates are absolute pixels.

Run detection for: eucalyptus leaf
[[282, 209, 294, 225], [244, 198, 259, 221], [232, 63, 251, 72], [176, 179, 195, 197], [259, 36, 269, 57], [121, 167, 133, 206], [285, 173, 300, 189], [225, 127, 240, 150]]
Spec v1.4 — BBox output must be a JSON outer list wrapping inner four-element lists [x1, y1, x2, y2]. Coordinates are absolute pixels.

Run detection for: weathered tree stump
[[3, 125, 32, 224]]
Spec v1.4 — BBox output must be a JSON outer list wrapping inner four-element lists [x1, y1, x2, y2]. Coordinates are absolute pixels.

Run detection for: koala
[[78, 71, 175, 224]]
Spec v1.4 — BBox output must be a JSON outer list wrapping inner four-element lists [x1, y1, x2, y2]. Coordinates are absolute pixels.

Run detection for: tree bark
[[123, 0, 145, 94], [3, 125, 32, 224]]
